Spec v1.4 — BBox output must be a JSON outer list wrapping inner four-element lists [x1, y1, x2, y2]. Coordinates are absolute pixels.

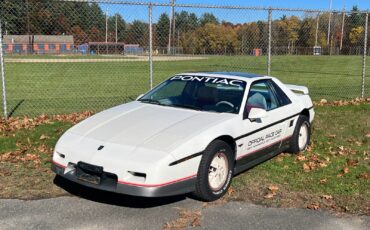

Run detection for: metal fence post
[[267, 9, 272, 76], [0, 20, 8, 119], [361, 13, 368, 98], [148, 4, 153, 90]]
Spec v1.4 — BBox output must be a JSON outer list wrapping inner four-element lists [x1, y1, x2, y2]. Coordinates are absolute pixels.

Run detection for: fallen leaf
[[307, 203, 320, 210], [164, 208, 202, 229], [320, 178, 327, 184], [227, 187, 234, 196], [365, 133, 370, 138], [296, 155, 306, 161], [346, 159, 359, 167], [320, 99, 328, 104], [328, 134, 336, 138], [39, 134, 50, 140], [303, 163, 311, 172], [343, 166, 349, 174], [264, 193, 275, 199], [321, 194, 333, 200], [191, 215, 201, 228], [268, 185, 279, 192], [358, 173, 370, 180], [310, 155, 319, 161]]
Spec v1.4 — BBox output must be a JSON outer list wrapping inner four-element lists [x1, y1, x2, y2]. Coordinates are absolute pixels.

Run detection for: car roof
[[179, 72, 270, 81]]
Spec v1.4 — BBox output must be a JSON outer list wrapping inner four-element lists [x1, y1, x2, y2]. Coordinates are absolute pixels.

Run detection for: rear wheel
[[194, 140, 234, 201], [287, 115, 311, 153]]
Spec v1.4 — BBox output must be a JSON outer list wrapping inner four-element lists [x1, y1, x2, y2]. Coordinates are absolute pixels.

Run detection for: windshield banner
[[170, 76, 245, 87]]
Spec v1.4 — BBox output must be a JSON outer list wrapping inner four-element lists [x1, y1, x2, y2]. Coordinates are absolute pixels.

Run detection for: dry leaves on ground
[[300, 154, 330, 172], [358, 172, 370, 180], [163, 208, 202, 230], [0, 149, 42, 167], [52, 111, 93, 124], [321, 194, 333, 200], [0, 111, 93, 133], [264, 185, 279, 199], [307, 203, 320, 210], [314, 97, 370, 107]]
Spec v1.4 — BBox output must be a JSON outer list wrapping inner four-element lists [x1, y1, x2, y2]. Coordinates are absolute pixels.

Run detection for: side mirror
[[248, 108, 267, 121], [136, 94, 144, 101]]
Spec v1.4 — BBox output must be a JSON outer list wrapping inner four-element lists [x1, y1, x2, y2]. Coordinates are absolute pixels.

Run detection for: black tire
[[193, 140, 234, 201], [287, 115, 311, 154]]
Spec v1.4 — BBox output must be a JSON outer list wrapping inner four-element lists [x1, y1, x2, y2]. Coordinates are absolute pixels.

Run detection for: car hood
[[67, 101, 234, 153]]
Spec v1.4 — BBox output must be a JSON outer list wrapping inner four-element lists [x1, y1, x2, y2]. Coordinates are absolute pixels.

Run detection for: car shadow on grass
[[53, 175, 190, 208]]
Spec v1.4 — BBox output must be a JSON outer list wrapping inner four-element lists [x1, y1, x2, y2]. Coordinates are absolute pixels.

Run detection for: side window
[[245, 81, 279, 116], [268, 80, 291, 106]]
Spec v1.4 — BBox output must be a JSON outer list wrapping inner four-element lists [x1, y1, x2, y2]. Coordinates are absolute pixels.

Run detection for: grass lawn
[[1, 55, 369, 117], [0, 102, 369, 214]]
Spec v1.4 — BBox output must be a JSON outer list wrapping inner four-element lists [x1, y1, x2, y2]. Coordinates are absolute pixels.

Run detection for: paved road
[[1, 197, 369, 230], [0, 179, 368, 229]]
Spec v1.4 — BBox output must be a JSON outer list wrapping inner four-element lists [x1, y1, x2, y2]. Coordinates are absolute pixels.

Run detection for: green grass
[[0, 121, 73, 199], [1, 55, 370, 117]]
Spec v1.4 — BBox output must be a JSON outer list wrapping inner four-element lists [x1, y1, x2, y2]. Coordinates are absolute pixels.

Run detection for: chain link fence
[[0, 0, 369, 118]]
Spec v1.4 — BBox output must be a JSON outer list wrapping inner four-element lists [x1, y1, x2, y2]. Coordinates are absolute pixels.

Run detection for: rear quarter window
[[269, 80, 291, 106]]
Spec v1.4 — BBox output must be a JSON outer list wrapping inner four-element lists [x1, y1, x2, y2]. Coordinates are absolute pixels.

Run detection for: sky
[[158, 0, 370, 11], [100, 0, 370, 23]]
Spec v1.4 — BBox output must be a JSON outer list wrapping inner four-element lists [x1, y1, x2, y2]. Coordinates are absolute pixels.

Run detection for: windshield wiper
[[139, 98, 161, 105], [171, 103, 202, 111]]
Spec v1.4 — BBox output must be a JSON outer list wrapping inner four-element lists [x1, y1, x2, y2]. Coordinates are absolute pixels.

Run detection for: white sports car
[[52, 72, 314, 201]]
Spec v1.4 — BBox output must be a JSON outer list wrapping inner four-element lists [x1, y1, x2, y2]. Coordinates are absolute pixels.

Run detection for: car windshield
[[139, 75, 246, 114]]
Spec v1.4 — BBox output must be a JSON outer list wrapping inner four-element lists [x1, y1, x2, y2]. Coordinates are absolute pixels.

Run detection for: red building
[[3, 35, 74, 55]]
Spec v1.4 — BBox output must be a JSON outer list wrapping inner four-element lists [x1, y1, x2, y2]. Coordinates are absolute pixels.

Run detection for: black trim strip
[[169, 151, 203, 166], [235, 112, 301, 141], [169, 107, 313, 165]]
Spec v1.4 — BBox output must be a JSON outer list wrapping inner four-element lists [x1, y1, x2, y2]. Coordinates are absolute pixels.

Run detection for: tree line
[[1, 1, 368, 54]]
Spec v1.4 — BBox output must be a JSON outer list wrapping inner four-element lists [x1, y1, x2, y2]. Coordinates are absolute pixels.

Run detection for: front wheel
[[194, 140, 234, 201], [287, 115, 311, 154]]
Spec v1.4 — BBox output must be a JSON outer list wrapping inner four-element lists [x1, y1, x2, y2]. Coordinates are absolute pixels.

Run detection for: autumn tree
[[185, 23, 238, 54], [237, 22, 261, 54], [349, 26, 364, 45]]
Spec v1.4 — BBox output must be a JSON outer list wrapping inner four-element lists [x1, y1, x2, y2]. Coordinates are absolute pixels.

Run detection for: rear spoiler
[[285, 84, 309, 95]]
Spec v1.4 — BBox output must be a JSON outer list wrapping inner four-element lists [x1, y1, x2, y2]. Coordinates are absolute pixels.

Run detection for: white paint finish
[[53, 74, 314, 187]]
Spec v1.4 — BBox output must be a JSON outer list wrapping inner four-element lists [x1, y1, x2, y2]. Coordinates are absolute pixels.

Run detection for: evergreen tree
[[156, 13, 170, 47]]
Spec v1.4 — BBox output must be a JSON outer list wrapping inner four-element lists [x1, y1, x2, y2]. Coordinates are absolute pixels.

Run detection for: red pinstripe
[[118, 174, 197, 187], [53, 160, 67, 169]]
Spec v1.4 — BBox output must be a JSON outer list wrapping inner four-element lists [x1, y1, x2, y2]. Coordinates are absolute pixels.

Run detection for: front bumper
[[52, 163, 196, 197]]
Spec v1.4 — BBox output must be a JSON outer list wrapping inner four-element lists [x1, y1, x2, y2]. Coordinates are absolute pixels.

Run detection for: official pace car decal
[[246, 128, 282, 151], [170, 76, 245, 87]]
